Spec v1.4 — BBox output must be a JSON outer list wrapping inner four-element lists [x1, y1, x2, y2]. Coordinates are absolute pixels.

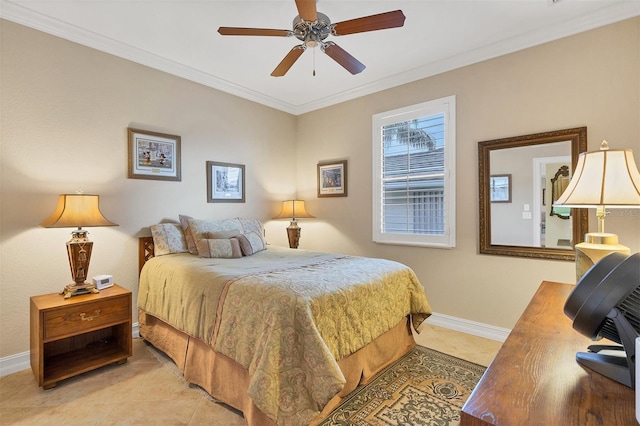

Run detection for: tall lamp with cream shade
[[273, 200, 315, 249], [42, 193, 118, 298], [554, 140, 640, 280]]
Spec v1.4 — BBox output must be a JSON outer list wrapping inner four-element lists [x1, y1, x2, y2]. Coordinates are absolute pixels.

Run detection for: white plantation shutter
[[373, 96, 456, 248]]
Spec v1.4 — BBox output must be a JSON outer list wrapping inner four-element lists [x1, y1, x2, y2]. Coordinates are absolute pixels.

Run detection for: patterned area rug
[[318, 346, 486, 426]]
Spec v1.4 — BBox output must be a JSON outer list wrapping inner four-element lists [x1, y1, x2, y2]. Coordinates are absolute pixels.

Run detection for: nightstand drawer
[[44, 296, 129, 340]]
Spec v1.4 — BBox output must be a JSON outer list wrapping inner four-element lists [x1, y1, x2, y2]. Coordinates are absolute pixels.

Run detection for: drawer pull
[[80, 310, 101, 321]]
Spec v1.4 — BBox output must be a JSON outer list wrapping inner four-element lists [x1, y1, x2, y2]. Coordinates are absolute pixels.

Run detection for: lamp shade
[[554, 143, 640, 208], [42, 194, 118, 228], [553, 141, 639, 280], [273, 200, 315, 220]]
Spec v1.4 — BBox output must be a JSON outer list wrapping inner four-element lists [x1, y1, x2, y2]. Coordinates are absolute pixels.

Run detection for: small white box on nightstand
[[92, 274, 113, 290]]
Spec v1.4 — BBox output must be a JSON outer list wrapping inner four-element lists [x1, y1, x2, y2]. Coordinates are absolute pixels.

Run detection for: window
[[372, 96, 456, 248]]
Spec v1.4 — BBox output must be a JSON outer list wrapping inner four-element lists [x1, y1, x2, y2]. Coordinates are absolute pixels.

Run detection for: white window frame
[[372, 95, 456, 248]]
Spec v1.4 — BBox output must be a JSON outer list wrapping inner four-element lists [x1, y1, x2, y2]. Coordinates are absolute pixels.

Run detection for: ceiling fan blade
[[322, 42, 365, 75], [332, 10, 406, 36], [295, 0, 317, 22], [218, 27, 291, 37], [271, 46, 306, 77]]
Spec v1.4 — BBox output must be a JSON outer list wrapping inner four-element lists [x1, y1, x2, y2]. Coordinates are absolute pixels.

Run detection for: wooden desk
[[461, 281, 636, 426]]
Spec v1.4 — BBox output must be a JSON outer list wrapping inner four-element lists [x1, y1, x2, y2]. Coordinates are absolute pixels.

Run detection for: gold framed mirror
[[478, 127, 588, 260]]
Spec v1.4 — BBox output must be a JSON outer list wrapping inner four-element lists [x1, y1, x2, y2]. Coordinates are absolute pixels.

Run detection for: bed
[[137, 217, 432, 426]]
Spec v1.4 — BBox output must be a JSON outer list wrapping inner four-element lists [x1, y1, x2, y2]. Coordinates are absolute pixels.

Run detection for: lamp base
[[575, 233, 630, 282], [60, 282, 99, 299], [64, 228, 96, 297], [286, 221, 301, 249]]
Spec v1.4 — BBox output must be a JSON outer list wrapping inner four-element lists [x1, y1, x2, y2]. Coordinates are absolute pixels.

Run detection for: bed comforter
[[138, 246, 431, 425]]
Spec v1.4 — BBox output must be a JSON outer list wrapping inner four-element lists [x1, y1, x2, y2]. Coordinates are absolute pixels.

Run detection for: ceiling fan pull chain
[[313, 47, 316, 76]]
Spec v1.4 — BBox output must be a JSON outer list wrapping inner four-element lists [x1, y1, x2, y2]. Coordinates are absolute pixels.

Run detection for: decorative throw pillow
[[196, 238, 242, 258], [207, 230, 241, 239], [238, 218, 265, 236], [236, 231, 267, 256], [187, 218, 243, 256], [150, 223, 189, 256], [179, 214, 198, 255]]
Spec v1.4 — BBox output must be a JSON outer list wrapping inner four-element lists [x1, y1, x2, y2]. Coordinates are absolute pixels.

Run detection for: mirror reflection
[[550, 165, 571, 220], [490, 142, 571, 247], [478, 127, 588, 261]]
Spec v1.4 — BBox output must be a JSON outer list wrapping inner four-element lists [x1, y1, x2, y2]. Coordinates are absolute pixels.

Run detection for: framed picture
[[317, 160, 347, 198], [206, 161, 245, 203], [128, 128, 181, 181], [490, 174, 512, 203]]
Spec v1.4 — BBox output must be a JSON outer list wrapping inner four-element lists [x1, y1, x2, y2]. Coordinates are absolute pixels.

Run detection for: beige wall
[[0, 20, 297, 358], [294, 17, 640, 329], [1, 17, 639, 360]]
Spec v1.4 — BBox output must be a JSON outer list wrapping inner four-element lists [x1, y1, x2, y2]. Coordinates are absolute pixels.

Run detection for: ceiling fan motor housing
[[293, 12, 331, 47]]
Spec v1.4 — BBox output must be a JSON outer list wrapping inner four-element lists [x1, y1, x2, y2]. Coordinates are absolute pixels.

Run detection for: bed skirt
[[139, 310, 415, 425]]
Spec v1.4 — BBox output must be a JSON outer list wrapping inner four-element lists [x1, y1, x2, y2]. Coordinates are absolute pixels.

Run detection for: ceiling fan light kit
[[217, 0, 405, 77]]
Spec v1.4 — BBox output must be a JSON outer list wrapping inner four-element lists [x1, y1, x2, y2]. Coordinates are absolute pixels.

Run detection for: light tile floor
[[0, 325, 502, 425], [414, 323, 503, 367]]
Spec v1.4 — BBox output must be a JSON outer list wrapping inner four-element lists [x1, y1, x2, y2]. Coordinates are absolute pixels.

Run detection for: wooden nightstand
[[30, 284, 132, 389]]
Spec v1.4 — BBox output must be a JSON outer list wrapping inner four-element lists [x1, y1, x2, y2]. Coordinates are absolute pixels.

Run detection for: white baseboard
[[0, 322, 140, 378], [1, 317, 507, 378], [0, 351, 30, 378], [425, 313, 511, 342]]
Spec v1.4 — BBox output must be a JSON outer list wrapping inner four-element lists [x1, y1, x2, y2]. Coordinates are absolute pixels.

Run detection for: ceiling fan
[[217, 0, 406, 77]]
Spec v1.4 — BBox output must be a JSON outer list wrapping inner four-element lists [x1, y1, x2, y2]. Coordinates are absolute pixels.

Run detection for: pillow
[[238, 218, 265, 235], [196, 238, 242, 258], [207, 230, 241, 239], [150, 223, 189, 256], [179, 214, 198, 255], [187, 218, 243, 256], [236, 231, 267, 256]]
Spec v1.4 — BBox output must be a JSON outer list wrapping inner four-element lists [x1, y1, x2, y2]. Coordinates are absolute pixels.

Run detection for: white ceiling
[[2, 0, 639, 115]]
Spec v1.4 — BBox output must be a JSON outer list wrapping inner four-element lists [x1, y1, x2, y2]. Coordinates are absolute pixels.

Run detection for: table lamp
[[273, 200, 315, 249], [554, 140, 640, 280], [42, 194, 118, 298]]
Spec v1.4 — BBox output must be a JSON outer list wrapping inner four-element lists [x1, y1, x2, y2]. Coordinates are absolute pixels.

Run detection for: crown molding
[[2, 1, 639, 115], [294, 1, 640, 114], [0, 1, 300, 114]]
